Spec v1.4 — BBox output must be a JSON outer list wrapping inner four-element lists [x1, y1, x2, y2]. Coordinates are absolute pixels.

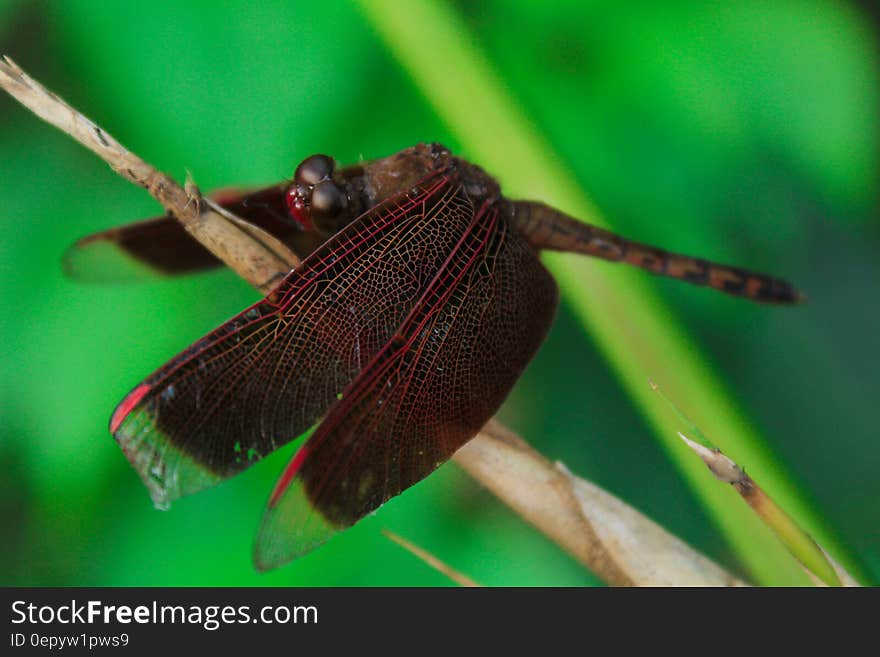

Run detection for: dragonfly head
[[285, 154, 352, 235]]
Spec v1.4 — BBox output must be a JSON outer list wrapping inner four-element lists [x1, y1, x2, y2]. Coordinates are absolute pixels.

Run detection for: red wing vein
[[278, 200, 498, 516], [112, 171, 480, 508], [256, 182, 458, 441]]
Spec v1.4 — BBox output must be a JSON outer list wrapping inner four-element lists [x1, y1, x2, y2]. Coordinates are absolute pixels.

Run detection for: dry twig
[[0, 56, 297, 294], [382, 530, 481, 587], [458, 420, 744, 586], [0, 55, 744, 586], [677, 432, 857, 587]]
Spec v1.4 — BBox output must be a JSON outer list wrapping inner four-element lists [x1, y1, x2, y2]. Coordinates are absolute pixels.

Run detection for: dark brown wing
[[110, 173, 464, 508], [63, 186, 325, 281], [253, 201, 559, 569]]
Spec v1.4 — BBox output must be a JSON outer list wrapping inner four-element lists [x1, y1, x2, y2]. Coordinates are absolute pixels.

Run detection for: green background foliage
[[0, 0, 877, 585]]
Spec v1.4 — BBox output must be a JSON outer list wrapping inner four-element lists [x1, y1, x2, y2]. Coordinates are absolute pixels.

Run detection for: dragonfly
[[67, 143, 802, 570]]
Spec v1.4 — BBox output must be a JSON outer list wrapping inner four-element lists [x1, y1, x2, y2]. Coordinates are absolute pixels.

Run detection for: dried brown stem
[[0, 56, 298, 294], [458, 420, 744, 586], [0, 55, 743, 586], [678, 432, 857, 586], [382, 530, 481, 587]]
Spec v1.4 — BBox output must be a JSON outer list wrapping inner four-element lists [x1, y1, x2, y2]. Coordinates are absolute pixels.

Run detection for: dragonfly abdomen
[[510, 200, 803, 304]]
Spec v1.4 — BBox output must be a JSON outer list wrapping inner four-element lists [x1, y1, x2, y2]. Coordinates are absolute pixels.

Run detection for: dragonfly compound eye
[[295, 154, 334, 186], [286, 154, 340, 232], [310, 180, 349, 233]]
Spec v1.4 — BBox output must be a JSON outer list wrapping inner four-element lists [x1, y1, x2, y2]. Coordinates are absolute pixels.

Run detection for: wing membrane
[[254, 201, 559, 569], [64, 186, 325, 281], [111, 173, 463, 508]]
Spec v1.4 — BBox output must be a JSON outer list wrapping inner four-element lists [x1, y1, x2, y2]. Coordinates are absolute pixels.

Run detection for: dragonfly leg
[[509, 200, 804, 304]]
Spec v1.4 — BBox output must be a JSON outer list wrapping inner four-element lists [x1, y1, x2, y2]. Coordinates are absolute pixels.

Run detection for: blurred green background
[[1, 0, 877, 586]]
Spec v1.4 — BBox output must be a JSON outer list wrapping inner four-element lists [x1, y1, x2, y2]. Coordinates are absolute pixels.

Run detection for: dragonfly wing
[[64, 186, 324, 281], [110, 173, 463, 508], [254, 201, 559, 569], [64, 214, 223, 281]]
